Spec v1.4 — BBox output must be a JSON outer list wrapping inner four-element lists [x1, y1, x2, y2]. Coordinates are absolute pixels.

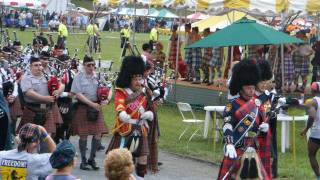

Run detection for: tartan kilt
[[148, 112, 159, 171], [218, 137, 270, 180], [52, 103, 63, 125], [293, 55, 310, 76], [257, 134, 272, 178], [202, 48, 213, 66], [71, 105, 108, 136], [106, 133, 149, 157], [20, 107, 57, 134], [185, 49, 192, 65], [178, 61, 188, 78], [209, 57, 222, 67], [283, 55, 295, 81], [191, 48, 202, 68], [168, 43, 183, 68], [9, 98, 23, 120]]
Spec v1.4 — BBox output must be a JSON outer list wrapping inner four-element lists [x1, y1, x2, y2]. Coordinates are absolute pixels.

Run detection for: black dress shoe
[[80, 162, 90, 170], [202, 79, 209, 83], [88, 159, 99, 170], [97, 145, 105, 151], [157, 162, 163, 166], [191, 81, 201, 84]]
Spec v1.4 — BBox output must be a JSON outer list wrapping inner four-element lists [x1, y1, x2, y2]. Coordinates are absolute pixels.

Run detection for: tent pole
[[317, 12, 320, 41], [132, 0, 136, 45], [174, 8, 182, 102], [281, 44, 284, 91], [227, 10, 235, 79]]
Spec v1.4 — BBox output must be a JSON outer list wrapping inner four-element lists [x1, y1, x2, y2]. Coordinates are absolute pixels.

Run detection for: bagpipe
[[46, 52, 79, 97], [96, 40, 112, 103], [145, 62, 169, 102], [0, 32, 25, 99], [1, 66, 19, 99]]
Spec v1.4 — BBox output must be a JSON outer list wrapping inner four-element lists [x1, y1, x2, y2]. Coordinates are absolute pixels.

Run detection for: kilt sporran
[[58, 99, 74, 123], [33, 110, 47, 126], [124, 124, 143, 157], [25, 103, 51, 126], [87, 106, 99, 122]]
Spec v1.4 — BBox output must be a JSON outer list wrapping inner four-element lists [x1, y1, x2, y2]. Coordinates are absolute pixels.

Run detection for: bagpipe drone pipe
[[146, 63, 169, 102], [96, 38, 112, 103]]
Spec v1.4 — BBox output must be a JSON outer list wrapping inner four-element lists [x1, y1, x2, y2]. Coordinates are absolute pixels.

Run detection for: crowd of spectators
[[1, 8, 176, 34], [0, 123, 137, 180], [106, 15, 175, 32]]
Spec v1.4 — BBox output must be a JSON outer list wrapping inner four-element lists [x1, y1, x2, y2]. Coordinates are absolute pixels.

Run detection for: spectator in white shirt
[[0, 123, 56, 180]]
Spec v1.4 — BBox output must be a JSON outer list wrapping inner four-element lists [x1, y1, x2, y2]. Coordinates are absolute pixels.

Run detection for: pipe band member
[[107, 56, 153, 179], [70, 55, 108, 170], [20, 57, 63, 140], [218, 59, 271, 180]]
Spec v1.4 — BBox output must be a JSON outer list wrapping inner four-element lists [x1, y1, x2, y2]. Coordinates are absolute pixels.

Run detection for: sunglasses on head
[[85, 63, 95, 67], [32, 63, 42, 67]]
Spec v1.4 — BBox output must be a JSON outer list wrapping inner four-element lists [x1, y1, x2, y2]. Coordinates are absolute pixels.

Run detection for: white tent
[[44, 0, 68, 13], [1, 0, 45, 9], [97, 0, 320, 15], [148, 8, 178, 19], [111, 7, 150, 16]]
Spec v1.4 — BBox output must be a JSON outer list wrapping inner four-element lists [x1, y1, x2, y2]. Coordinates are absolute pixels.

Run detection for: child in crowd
[[46, 140, 78, 180], [104, 148, 136, 180]]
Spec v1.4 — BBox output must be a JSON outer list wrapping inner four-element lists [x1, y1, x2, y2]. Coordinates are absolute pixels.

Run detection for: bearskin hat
[[40, 51, 51, 59], [2, 46, 11, 53], [257, 60, 272, 81], [116, 56, 145, 88], [13, 41, 21, 46], [58, 54, 70, 62], [229, 59, 261, 96]]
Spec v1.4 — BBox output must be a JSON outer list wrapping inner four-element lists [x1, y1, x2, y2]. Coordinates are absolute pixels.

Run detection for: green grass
[[101, 101, 314, 179], [6, 28, 171, 72], [5, 28, 316, 179]]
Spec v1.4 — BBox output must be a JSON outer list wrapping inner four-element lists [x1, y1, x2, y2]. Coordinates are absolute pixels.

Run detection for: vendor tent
[[188, 17, 304, 48], [148, 8, 178, 18], [97, 0, 320, 15], [186, 12, 209, 20], [44, 0, 68, 13], [0, 0, 45, 9], [111, 7, 150, 16], [180, 11, 262, 32]]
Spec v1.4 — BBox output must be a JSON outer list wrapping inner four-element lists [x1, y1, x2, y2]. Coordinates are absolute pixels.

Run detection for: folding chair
[[177, 102, 205, 143]]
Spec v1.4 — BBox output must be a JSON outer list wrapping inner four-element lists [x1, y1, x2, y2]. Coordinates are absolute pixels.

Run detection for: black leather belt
[[25, 102, 53, 109], [77, 101, 98, 106]]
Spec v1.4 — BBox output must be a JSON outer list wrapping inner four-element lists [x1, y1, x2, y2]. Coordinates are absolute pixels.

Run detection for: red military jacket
[[113, 88, 148, 137]]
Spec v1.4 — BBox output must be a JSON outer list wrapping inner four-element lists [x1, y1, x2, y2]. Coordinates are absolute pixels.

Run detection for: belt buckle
[[40, 104, 46, 109], [247, 131, 257, 138], [72, 98, 78, 104]]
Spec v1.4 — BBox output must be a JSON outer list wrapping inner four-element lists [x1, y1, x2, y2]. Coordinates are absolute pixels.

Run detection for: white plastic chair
[[177, 102, 205, 142]]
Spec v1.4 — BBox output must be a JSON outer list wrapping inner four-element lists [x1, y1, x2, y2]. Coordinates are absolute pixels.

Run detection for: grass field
[[4, 28, 317, 179], [6, 28, 171, 71]]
